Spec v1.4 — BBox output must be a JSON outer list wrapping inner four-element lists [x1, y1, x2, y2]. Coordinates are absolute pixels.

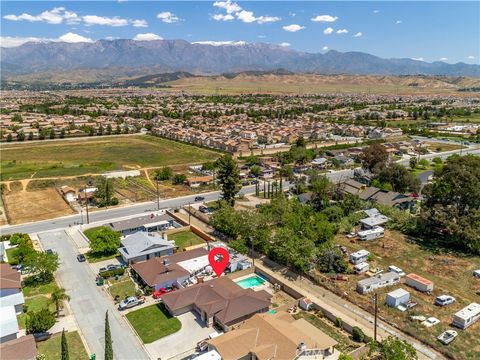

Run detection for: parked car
[[473, 270, 480, 278], [106, 264, 119, 271], [152, 287, 173, 299], [398, 301, 418, 312], [196, 340, 209, 352], [330, 274, 349, 281], [76, 254, 86, 262], [388, 265, 406, 277], [435, 295, 456, 307], [46, 249, 54, 255], [194, 196, 205, 202], [421, 317, 440, 327], [437, 330, 458, 345], [199, 205, 211, 213], [118, 296, 145, 310]]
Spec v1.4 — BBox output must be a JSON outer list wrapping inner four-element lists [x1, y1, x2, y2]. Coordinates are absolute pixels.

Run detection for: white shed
[[299, 297, 314, 311], [386, 288, 410, 308]]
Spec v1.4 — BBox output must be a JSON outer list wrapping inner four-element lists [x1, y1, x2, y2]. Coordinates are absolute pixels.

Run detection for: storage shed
[[299, 297, 314, 311], [386, 288, 410, 308], [405, 273, 434, 293]]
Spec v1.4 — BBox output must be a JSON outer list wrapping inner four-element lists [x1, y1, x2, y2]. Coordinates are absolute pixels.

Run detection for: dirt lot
[[327, 229, 480, 360], [3, 188, 75, 224]]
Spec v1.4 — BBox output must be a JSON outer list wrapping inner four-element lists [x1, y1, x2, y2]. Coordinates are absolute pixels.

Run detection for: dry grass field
[[3, 188, 74, 224]]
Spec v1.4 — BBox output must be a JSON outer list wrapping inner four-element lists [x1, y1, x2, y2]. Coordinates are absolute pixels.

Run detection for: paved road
[[37, 230, 149, 360]]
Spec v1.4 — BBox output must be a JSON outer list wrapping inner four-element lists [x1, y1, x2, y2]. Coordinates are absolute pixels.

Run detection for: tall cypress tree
[[105, 311, 113, 360], [61, 329, 69, 360]]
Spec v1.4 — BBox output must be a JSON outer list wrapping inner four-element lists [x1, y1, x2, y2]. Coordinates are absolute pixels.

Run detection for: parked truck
[[118, 296, 145, 311]]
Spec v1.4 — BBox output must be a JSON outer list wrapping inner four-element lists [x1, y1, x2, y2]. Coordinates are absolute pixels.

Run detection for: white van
[[388, 265, 406, 277], [354, 262, 370, 274]]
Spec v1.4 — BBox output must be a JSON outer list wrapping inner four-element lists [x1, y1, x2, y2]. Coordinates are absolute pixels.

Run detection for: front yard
[[108, 275, 137, 301], [169, 230, 205, 251], [37, 331, 89, 360], [126, 303, 181, 343]]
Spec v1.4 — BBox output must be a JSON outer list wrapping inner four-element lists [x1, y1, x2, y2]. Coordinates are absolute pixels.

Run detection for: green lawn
[[37, 331, 89, 360], [126, 303, 181, 343], [0, 135, 220, 181], [169, 231, 205, 251], [23, 278, 58, 297], [5, 247, 18, 264], [17, 295, 56, 329], [85, 251, 120, 263], [108, 277, 136, 300]]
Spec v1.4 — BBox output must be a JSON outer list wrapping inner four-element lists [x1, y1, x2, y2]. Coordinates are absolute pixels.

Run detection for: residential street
[[37, 230, 149, 360]]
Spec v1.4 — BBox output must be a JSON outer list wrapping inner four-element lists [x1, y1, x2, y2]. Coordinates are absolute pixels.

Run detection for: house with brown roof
[[0, 335, 37, 360], [207, 311, 338, 359], [162, 277, 271, 332], [131, 247, 209, 291], [0, 264, 21, 297]]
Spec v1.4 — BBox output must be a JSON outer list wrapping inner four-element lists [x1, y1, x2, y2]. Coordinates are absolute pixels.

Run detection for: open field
[[0, 135, 220, 181], [331, 229, 480, 360], [37, 331, 89, 360], [3, 188, 74, 224], [126, 303, 182, 343], [166, 74, 480, 95]]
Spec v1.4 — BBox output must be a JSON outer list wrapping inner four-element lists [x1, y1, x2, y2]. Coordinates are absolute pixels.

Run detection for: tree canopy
[[419, 155, 480, 254], [216, 155, 241, 205], [362, 143, 389, 173], [85, 227, 121, 255]]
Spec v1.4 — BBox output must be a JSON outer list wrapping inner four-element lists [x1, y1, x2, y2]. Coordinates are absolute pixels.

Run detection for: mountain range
[[1, 39, 479, 79]]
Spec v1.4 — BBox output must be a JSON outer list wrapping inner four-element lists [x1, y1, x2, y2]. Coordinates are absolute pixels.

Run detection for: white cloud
[[282, 24, 305, 32], [83, 15, 129, 26], [373, 10, 380, 14], [212, 14, 235, 21], [279, 42, 291, 47], [236, 10, 256, 23], [439, 57, 448, 61], [192, 40, 246, 46], [289, 12, 296, 17], [213, 0, 242, 14], [322, 46, 329, 51], [105, 36, 119, 41], [157, 11, 180, 23], [3, 7, 80, 25], [323, 27, 334, 35], [336, 29, 348, 34], [354, 32, 363, 37], [311, 15, 338, 23], [133, 33, 163, 41], [58, 32, 93, 43], [0, 32, 93, 47], [396, 20, 402, 24], [256, 15, 281, 24], [411, 57, 425, 61], [467, 55, 475, 59], [132, 19, 148, 28], [258, 35, 266, 39]]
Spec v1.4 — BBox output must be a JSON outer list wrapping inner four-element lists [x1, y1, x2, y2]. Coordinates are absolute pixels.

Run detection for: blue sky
[[1, 1, 478, 64]]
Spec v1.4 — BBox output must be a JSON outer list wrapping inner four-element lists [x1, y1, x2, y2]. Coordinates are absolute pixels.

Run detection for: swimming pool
[[235, 275, 266, 289]]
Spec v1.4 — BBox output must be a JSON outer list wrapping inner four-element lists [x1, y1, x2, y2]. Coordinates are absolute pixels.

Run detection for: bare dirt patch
[[3, 188, 74, 224]]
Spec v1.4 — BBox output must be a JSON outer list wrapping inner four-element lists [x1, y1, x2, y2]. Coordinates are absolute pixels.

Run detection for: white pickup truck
[[118, 296, 145, 311]]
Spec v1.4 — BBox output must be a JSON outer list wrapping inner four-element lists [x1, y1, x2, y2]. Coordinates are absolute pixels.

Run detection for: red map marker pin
[[208, 247, 230, 277]]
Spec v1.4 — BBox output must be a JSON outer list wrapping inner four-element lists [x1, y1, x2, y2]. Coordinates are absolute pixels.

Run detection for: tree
[[60, 129, 66, 139], [26, 308, 55, 334], [12, 113, 23, 122], [154, 167, 173, 181], [418, 158, 429, 168], [105, 311, 113, 360], [24, 251, 59, 283], [17, 131, 25, 141], [352, 326, 365, 342], [94, 177, 117, 206], [378, 164, 420, 193], [49, 287, 70, 318], [172, 173, 187, 185], [201, 161, 217, 172], [310, 176, 335, 211], [280, 165, 294, 181], [49, 128, 55, 139], [6, 133, 13, 142], [61, 329, 69, 360], [216, 155, 241, 206], [371, 336, 417, 360], [362, 144, 389, 173], [86, 227, 121, 256], [409, 157, 417, 170], [316, 248, 349, 274], [338, 354, 354, 360], [420, 155, 480, 254], [249, 165, 261, 178]]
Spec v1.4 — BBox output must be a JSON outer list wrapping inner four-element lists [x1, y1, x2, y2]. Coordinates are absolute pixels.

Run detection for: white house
[[0, 306, 19, 343], [356, 272, 401, 294], [452, 303, 480, 330], [0, 292, 25, 314], [118, 232, 175, 264]]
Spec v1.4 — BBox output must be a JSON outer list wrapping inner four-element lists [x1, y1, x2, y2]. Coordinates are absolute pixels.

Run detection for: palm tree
[[49, 287, 70, 318]]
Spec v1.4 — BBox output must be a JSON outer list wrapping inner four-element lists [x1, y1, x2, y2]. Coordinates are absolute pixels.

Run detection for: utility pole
[[84, 184, 90, 225], [373, 293, 378, 343], [156, 180, 160, 210]]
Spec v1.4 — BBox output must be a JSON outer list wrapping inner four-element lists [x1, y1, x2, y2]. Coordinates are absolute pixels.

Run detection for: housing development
[[1, 2, 480, 360]]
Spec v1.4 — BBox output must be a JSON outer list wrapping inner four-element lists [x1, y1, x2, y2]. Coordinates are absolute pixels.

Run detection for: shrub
[[99, 267, 124, 279], [26, 308, 55, 334], [352, 326, 365, 342], [335, 317, 343, 328], [143, 286, 153, 296], [9, 233, 33, 248]]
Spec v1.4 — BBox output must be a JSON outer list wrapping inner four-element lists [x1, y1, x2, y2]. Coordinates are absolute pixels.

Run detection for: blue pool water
[[235, 275, 266, 289]]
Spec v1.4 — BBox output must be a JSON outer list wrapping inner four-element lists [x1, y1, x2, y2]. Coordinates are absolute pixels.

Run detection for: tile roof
[[0, 264, 21, 290], [0, 335, 37, 360]]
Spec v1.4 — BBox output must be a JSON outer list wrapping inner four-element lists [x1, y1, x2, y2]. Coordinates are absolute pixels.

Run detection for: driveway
[[145, 311, 216, 360], [37, 230, 149, 360]]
